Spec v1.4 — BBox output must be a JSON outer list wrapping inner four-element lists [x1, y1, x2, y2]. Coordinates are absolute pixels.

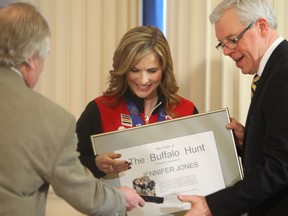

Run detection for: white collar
[[257, 36, 284, 76], [10, 67, 23, 79]]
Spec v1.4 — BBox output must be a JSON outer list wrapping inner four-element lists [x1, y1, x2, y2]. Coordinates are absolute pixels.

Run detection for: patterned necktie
[[251, 74, 260, 98]]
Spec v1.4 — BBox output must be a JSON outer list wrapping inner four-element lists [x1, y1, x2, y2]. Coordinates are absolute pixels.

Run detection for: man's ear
[[257, 18, 269, 36], [25, 52, 37, 72], [17, 52, 37, 88]]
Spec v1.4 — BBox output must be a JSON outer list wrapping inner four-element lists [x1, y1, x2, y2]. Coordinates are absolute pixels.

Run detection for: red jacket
[[96, 95, 198, 132]]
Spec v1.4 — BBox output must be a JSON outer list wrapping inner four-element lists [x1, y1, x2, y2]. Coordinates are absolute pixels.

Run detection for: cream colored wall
[[5, 0, 288, 215], [166, 0, 288, 124]]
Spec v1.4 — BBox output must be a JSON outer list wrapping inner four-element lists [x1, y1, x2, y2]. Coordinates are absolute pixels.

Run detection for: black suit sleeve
[[76, 100, 106, 178]]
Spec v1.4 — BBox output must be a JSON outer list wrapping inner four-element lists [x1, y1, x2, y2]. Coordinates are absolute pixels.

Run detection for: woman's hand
[[95, 152, 131, 174]]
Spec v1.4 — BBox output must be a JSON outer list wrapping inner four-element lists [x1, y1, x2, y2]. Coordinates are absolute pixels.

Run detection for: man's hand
[[118, 186, 145, 211], [178, 195, 212, 216], [226, 117, 245, 149]]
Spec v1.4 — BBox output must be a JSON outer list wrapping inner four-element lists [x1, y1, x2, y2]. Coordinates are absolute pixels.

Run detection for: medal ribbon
[[125, 96, 166, 126]]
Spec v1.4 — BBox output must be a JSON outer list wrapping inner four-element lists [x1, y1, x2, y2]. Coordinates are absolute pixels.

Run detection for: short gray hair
[[0, 2, 51, 67], [209, 0, 277, 29]]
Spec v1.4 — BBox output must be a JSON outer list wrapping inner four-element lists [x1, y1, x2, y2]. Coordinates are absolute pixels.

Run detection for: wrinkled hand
[[226, 117, 245, 149], [95, 152, 131, 174], [178, 195, 212, 216], [118, 186, 145, 211]]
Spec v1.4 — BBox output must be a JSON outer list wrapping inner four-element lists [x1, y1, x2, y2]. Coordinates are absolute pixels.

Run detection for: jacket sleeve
[[49, 116, 125, 216], [76, 100, 106, 178]]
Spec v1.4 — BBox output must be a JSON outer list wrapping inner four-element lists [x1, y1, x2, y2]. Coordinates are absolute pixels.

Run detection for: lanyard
[[125, 96, 166, 126]]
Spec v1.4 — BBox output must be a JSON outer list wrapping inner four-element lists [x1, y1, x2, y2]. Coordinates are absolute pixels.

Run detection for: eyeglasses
[[216, 22, 254, 52]]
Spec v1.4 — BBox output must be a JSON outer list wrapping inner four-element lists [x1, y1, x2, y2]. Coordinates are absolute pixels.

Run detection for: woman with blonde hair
[[77, 25, 198, 178]]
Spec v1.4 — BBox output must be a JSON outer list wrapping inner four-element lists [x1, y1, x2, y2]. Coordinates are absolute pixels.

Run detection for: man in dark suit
[[0, 2, 144, 216], [178, 0, 288, 215]]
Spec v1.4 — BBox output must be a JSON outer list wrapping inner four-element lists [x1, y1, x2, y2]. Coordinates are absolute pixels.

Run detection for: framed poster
[[91, 108, 243, 216]]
